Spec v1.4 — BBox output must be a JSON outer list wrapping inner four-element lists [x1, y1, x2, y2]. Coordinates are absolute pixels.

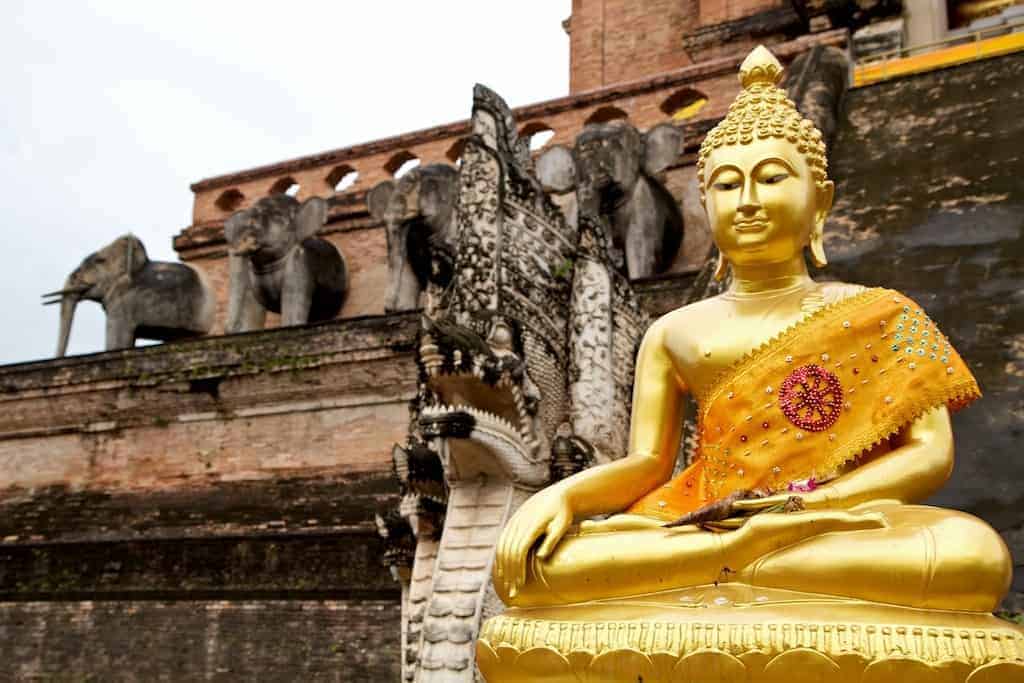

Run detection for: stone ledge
[[0, 471, 399, 543], [0, 527, 399, 600], [0, 311, 419, 393], [0, 600, 401, 680]]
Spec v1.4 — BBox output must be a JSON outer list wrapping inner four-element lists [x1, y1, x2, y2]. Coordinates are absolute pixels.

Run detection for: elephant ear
[[117, 234, 148, 277], [643, 123, 683, 176], [295, 196, 327, 242], [535, 145, 576, 194], [367, 181, 395, 222]]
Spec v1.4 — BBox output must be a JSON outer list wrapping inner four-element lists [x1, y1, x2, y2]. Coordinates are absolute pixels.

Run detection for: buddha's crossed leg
[[507, 503, 1010, 612], [738, 501, 1011, 611]]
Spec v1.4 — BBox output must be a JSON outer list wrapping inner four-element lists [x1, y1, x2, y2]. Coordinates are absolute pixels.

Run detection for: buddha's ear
[[810, 181, 833, 268], [814, 180, 835, 229]]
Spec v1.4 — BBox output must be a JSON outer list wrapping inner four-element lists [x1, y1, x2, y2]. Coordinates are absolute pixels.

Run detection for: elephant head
[[367, 164, 458, 312], [536, 121, 684, 278], [44, 234, 148, 357], [224, 194, 327, 269]]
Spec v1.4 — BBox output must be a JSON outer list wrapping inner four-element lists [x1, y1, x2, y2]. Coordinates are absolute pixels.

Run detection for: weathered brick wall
[[0, 315, 416, 493], [824, 52, 1024, 611], [568, 0, 700, 92], [566, 0, 790, 92], [0, 314, 417, 679]]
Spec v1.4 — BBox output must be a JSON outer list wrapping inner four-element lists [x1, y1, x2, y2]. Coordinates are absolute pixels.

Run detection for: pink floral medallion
[[778, 364, 843, 432]]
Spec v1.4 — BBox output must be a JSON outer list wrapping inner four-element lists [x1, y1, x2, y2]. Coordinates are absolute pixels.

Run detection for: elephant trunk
[[384, 219, 421, 313]]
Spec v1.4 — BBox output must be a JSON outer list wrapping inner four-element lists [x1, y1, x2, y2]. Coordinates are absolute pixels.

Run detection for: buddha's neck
[[727, 255, 815, 297]]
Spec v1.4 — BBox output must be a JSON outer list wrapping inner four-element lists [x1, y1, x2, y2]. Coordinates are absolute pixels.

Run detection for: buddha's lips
[[733, 219, 770, 233]]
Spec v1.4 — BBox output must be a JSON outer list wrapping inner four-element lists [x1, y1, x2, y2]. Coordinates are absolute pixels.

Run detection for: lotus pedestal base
[[476, 584, 1024, 682]]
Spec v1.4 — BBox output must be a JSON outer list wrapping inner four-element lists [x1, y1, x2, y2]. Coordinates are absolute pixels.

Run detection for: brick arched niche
[[215, 188, 245, 213], [269, 176, 300, 197], [385, 150, 421, 177], [661, 88, 709, 121], [584, 106, 629, 126], [445, 139, 466, 164], [326, 164, 359, 193], [520, 122, 556, 151]]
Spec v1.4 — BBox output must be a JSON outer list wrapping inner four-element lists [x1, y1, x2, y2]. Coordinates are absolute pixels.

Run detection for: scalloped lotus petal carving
[[862, 657, 958, 682], [588, 648, 654, 682], [764, 648, 840, 682], [514, 647, 572, 681], [966, 660, 1024, 682], [674, 649, 746, 681]]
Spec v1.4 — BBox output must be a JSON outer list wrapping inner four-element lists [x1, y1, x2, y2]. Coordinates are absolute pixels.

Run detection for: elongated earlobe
[[809, 230, 828, 268], [810, 180, 833, 268], [713, 250, 729, 280]]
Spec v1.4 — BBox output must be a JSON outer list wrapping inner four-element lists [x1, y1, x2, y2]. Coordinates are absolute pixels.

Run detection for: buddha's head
[[698, 46, 834, 278]]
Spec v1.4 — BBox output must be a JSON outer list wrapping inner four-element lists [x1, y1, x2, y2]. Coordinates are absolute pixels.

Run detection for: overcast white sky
[[1, 1, 570, 364]]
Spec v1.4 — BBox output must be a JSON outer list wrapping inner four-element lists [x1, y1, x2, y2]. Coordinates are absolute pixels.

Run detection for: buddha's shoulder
[[818, 281, 871, 306], [643, 295, 725, 349], [650, 296, 716, 328]]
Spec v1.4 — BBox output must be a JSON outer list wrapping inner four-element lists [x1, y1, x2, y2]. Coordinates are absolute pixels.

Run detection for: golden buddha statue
[[477, 46, 1024, 682]]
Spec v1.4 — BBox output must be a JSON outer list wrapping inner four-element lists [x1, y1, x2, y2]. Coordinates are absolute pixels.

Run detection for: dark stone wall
[[0, 314, 416, 680], [0, 600, 399, 682], [824, 52, 1024, 610]]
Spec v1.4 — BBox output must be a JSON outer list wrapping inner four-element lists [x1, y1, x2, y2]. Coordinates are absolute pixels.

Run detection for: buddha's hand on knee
[[494, 488, 574, 601]]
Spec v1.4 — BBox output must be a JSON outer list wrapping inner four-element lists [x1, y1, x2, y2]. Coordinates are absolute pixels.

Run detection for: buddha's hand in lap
[[732, 491, 825, 514], [495, 487, 575, 600], [731, 508, 890, 559], [579, 514, 666, 533]]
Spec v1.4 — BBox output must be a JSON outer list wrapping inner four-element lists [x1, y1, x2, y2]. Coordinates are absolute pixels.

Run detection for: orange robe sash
[[628, 288, 981, 521]]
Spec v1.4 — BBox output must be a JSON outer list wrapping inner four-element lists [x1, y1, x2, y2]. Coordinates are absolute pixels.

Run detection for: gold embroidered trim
[[693, 288, 981, 499], [696, 287, 886, 409]]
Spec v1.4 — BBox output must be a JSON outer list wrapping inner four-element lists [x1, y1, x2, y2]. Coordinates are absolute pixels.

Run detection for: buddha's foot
[[476, 585, 1024, 682]]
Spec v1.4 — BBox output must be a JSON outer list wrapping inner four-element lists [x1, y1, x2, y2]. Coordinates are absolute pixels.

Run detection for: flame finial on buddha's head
[[738, 44, 784, 88]]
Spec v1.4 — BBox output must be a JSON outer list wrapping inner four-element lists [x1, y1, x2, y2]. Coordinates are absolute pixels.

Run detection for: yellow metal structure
[[855, 27, 1024, 86], [477, 46, 1024, 682]]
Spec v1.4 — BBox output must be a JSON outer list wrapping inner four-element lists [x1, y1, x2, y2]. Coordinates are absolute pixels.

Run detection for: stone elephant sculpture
[[536, 121, 684, 279], [783, 45, 850, 153], [224, 194, 348, 333], [43, 234, 215, 357], [367, 164, 458, 312]]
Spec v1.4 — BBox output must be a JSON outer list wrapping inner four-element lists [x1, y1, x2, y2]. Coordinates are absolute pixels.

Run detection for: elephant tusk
[[42, 287, 87, 306], [41, 286, 86, 299]]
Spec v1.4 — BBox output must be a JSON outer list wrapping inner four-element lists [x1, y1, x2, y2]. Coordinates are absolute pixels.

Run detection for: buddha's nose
[[738, 179, 761, 213]]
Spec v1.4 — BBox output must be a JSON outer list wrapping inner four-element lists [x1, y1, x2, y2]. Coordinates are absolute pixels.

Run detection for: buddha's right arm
[[494, 319, 686, 599], [558, 318, 686, 519]]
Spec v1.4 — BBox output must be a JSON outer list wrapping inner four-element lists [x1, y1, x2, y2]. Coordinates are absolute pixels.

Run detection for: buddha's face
[[703, 137, 833, 268]]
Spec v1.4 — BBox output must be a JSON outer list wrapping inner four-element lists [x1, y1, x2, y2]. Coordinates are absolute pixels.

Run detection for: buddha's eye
[[712, 181, 741, 191], [762, 173, 789, 185]]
